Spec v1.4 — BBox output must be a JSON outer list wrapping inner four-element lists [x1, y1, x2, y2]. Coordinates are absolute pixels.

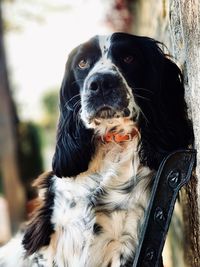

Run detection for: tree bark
[[169, 0, 200, 265], [181, 176, 200, 266]]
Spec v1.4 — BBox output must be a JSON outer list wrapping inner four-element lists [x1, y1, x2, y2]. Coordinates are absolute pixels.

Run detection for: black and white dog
[[0, 33, 192, 267]]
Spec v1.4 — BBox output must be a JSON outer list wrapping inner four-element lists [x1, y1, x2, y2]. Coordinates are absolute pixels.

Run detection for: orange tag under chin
[[102, 128, 138, 143]]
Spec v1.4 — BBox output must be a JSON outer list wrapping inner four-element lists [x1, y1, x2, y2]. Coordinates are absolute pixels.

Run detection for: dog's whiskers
[[73, 99, 81, 108], [72, 100, 81, 128], [134, 93, 150, 102], [134, 88, 154, 94], [64, 93, 80, 108], [137, 107, 149, 124]]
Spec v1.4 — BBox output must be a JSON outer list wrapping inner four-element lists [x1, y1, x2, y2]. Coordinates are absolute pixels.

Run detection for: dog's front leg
[[46, 173, 101, 267]]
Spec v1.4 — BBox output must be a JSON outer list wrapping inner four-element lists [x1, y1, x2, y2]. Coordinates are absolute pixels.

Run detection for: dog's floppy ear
[[138, 40, 193, 169], [22, 172, 55, 255], [52, 48, 94, 178], [158, 57, 193, 147]]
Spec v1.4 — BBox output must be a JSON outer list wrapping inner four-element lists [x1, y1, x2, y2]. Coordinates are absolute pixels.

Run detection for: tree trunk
[[0, 3, 26, 233], [169, 0, 200, 265]]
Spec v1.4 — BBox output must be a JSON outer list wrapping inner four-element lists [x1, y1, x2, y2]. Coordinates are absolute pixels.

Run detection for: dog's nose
[[87, 73, 119, 93]]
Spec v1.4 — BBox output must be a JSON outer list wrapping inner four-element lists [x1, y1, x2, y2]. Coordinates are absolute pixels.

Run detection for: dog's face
[[53, 33, 193, 178], [76, 35, 140, 132], [67, 34, 146, 135]]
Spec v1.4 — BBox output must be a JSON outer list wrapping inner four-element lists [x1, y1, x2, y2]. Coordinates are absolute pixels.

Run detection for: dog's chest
[[88, 170, 152, 266], [48, 143, 152, 267]]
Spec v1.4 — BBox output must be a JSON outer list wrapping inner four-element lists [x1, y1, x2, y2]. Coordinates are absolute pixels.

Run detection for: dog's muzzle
[[81, 72, 136, 124]]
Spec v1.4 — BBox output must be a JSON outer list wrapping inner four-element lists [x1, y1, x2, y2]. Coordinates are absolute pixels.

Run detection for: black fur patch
[[120, 253, 135, 267], [22, 172, 55, 256], [93, 223, 103, 235]]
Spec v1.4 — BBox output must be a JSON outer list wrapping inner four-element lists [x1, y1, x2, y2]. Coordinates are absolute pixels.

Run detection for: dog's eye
[[123, 55, 134, 64], [78, 59, 89, 69]]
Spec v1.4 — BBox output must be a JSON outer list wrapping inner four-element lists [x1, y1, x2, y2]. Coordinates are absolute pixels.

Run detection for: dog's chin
[[82, 106, 136, 136]]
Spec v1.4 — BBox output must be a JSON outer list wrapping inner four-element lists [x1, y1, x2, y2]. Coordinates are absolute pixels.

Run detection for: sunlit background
[[3, 0, 115, 170], [4, 0, 112, 122], [0, 1, 187, 266]]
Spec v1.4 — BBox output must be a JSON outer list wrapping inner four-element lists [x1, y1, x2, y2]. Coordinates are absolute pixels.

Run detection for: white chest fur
[[47, 140, 154, 267], [0, 140, 154, 267]]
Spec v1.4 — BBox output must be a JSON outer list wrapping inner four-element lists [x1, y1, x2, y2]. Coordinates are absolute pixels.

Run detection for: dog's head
[[53, 33, 193, 178]]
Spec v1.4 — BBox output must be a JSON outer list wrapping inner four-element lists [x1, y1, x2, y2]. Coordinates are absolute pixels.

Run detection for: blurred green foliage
[[0, 90, 59, 199], [42, 89, 59, 130], [2, 0, 72, 32], [16, 89, 59, 200], [18, 121, 43, 200]]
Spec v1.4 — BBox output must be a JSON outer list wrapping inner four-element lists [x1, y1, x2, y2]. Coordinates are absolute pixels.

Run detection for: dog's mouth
[[95, 106, 130, 119], [95, 107, 117, 119], [82, 105, 138, 138], [80, 97, 139, 136], [88, 106, 131, 123], [89, 106, 139, 142]]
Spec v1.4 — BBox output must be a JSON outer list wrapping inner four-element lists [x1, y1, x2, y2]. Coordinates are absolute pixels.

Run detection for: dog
[[0, 32, 193, 267]]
